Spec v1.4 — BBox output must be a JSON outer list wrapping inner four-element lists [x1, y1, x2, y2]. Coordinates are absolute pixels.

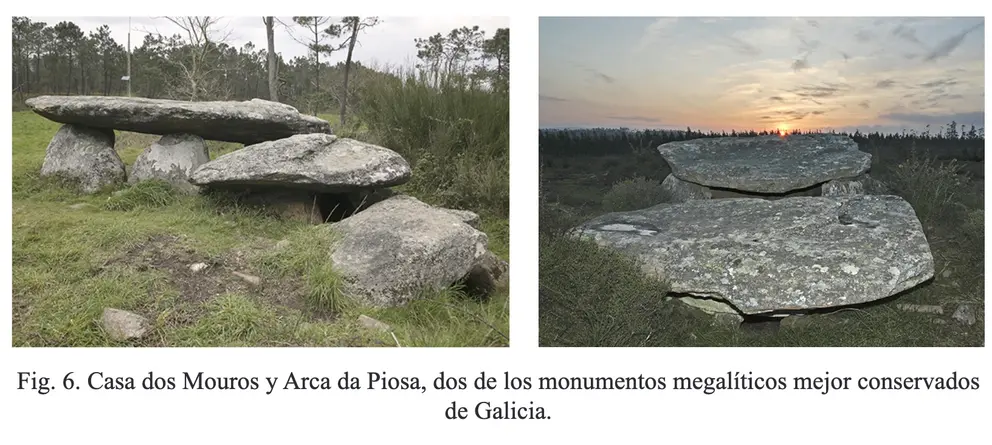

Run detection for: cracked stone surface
[[657, 134, 871, 193], [574, 195, 934, 315]]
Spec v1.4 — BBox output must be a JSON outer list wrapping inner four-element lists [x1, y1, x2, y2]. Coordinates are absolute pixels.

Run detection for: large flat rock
[[575, 195, 934, 315], [189, 134, 411, 193], [326, 195, 497, 307], [25, 95, 331, 145], [657, 134, 871, 193]]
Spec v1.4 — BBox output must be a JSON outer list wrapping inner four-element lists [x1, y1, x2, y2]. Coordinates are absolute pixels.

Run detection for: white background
[[2, 1, 990, 444]]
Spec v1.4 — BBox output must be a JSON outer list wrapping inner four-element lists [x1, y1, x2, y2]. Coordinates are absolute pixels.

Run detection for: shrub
[[539, 235, 670, 347], [887, 151, 967, 225], [539, 201, 586, 238], [356, 67, 508, 218], [602, 176, 670, 212]]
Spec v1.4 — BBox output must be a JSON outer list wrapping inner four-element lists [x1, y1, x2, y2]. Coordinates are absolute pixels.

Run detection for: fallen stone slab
[[129, 133, 209, 193], [41, 124, 126, 194], [326, 195, 497, 307], [190, 134, 411, 193], [25, 95, 331, 145], [575, 195, 935, 315], [657, 134, 871, 194]]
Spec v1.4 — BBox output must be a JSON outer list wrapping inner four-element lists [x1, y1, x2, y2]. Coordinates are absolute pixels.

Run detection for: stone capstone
[[26, 95, 331, 145], [657, 134, 871, 194]]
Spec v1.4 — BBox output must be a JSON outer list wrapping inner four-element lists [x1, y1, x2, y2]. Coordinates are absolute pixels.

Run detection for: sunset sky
[[539, 17, 985, 134]]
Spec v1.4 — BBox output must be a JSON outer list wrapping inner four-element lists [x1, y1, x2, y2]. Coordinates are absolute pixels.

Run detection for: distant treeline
[[539, 122, 985, 158], [11, 17, 509, 117]]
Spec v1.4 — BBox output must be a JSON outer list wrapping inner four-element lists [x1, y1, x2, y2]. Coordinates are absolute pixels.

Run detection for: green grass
[[539, 150, 984, 347], [12, 110, 508, 347]]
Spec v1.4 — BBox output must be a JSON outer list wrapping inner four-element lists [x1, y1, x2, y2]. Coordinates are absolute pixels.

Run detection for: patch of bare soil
[[97, 234, 309, 313]]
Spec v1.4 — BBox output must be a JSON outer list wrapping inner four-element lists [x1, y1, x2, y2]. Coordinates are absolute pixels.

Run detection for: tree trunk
[[265, 17, 279, 102], [339, 22, 359, 126], [66, 52, 73, 95], [102, 57, 109, 96], [313, 24, 321, 94]]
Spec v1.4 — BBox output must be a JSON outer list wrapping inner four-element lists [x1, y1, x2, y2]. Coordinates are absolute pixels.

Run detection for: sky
[[29, 16, 508, 69], [540, 17, 985, 134]]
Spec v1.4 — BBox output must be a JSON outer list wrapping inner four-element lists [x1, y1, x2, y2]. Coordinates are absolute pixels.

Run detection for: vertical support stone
[[40, 124, 125, 194]]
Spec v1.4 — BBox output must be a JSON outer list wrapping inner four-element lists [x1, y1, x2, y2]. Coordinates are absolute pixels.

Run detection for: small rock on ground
[[896, 303, 944, 315], [357, 315, 392, 332], [952, 304, 976, 326], [189, 262, 209, 273], [101, 308, 150, 341], [232, 271, 261, 286]]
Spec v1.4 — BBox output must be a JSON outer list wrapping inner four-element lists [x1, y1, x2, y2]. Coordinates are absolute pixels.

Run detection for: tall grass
[[356, 67, 509, 217], [887, 150, 970, 226], [539, 233, 671, 347]]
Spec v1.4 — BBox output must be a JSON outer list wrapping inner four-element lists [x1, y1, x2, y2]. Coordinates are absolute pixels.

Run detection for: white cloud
[[633, 17, 678, 53]]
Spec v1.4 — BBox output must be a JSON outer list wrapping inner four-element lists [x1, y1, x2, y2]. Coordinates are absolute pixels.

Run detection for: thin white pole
[[127, 17, 132, 97]]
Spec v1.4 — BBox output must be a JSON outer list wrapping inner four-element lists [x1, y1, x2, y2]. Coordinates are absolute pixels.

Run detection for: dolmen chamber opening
[[574, 133, 935, 322], [26, 95, 507, 308]]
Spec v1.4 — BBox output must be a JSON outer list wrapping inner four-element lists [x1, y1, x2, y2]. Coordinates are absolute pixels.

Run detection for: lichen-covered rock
[[26, 95, 331, 145], [190, 134, 410, 193], [101, 308, 150, 340], [441, 208, 482, 229], [575, 195, 934, 315], [661, 174, 712, 203], [822, 174, 892, 196], [129, 133, 209, 192], [40, 124, 125, 194], [327, 195, 496, 307], [657, 134, 871, 193]]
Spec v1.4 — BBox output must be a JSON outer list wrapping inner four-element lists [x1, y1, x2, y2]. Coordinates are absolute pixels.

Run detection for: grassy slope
[[12, 111, 509, 347], [539, 150, 984, 347]]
